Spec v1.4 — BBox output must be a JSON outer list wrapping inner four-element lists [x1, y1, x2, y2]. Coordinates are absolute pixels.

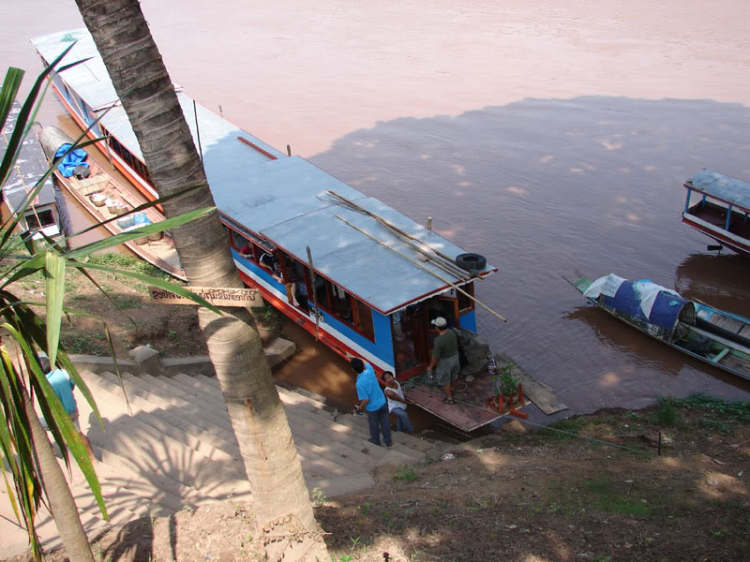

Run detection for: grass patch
[[582, 475, 654, 518], [62, 334, 108, 356], [391, 465, 419, 482], [84, 252, 171, 280], [699, 418, 731, 433], [671, 394, 750, 423], [653, 397, 680, 427], [539, 417, 586, 441]]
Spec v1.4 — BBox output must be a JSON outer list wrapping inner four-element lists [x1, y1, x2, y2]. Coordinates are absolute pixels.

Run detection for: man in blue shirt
[[40, 355, 96, 461], [352, 357, 392, 447]]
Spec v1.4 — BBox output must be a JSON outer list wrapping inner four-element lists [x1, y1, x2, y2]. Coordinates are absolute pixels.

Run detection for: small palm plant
[[0, 52, 218, 560]]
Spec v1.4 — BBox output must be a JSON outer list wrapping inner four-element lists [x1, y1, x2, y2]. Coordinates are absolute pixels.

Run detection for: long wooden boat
[[1, 101, 68, 240], [683, 169, 750, 257], [572, 274, 750, 381], [39, 126, 185, 281], [30, 29, 538, 431]]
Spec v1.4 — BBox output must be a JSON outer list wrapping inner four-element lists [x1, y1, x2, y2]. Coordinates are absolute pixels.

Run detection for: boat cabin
[[1, 101, 65, 240], [683, 169, 750, 257], [214, 156, 495, 378], [31, 29, 497, 379]]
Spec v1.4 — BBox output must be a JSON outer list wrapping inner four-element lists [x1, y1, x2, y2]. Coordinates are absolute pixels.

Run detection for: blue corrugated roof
[[31, 29, 496, 314], [687, 169, 750, 211]]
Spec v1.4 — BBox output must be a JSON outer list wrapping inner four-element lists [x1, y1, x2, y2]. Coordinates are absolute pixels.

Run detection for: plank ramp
[[2, 370, 441, 558]]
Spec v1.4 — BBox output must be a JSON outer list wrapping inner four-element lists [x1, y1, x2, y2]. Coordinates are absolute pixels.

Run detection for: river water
[[5, 1, 750, 421]]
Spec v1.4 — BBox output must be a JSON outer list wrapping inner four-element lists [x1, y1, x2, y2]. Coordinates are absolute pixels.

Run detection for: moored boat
[[39, 126, 185, 281], [571, 274, 750, 381], [30, 28, 545, 431], [682, 169, 750, 257], [1, 101, 68, 240]]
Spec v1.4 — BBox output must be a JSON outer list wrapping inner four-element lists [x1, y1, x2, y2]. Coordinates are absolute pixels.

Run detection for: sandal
[[442, 397, 455, 405]]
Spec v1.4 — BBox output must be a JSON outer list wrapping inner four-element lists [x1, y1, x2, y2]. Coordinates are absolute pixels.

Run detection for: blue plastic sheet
[[600, 280, 687, 329], [54, 143, 89, 178]]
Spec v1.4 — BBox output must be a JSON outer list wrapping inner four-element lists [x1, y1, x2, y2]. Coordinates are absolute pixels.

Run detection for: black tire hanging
[[455, 253, 487, 272]]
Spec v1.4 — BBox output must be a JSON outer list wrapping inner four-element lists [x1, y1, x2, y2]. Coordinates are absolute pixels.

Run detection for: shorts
[[435, 354, 460, 386], [40, 410, 80, 432]]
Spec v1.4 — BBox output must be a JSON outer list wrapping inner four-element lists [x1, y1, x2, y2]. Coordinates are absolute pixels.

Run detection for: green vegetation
[[670, 393, 750, 422], [391, 465, 419, 482], [654, 396, 679, 427]]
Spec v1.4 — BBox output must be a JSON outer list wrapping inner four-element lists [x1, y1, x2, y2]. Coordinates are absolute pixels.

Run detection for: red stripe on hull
[[236, 270, 388, 375], [682, 217, 750, 257]]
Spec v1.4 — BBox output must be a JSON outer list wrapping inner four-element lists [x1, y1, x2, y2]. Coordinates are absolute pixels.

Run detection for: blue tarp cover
[[600, 279, 688, 330], [54, 143, 89, 178]]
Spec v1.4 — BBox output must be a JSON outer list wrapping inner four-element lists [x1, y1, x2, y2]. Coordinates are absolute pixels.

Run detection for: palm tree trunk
[[23, 391, 95, 562], [74, 1, 328, 559]]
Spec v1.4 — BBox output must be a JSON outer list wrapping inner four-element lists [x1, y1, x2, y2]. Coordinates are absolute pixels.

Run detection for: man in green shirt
[[428, 316, 460, 404]]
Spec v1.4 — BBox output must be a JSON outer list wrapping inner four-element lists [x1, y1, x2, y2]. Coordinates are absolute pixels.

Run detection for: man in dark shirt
[[428, 316, 460, 404]]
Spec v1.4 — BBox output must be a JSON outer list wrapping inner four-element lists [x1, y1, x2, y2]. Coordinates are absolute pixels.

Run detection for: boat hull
[[573, 275, 750, 382], [682, 212, 750, 258]]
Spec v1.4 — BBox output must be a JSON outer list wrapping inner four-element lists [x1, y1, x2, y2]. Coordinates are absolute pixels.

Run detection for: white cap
[[431, 316, 447, 328]]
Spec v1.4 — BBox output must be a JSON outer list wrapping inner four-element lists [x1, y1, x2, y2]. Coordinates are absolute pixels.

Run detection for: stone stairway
[[2, 370, 442, 557]]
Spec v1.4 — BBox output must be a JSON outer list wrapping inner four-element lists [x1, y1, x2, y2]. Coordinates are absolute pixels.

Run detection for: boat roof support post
[[684, 187, 692, 213], [193, 100, 203, 164], [306, 245, 320, 341], [725, 205, 733, 231]]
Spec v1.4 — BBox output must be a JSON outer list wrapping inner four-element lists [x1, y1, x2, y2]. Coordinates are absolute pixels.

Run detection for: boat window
[[25, 210, 55, 230], [283, 256, 311, 313], [353, 298, 375, 341], [457, 282, 475, 313], [232, 232, 253, 259]]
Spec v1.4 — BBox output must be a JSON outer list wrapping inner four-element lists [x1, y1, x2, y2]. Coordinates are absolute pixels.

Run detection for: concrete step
[[100, 371, 240, 447], [183, 374, 376, 474], [165, 373, 226, 408], [139, 373, 228, 418], [80, 371, 242, 467], [288, 384, 441, 455], [82, 370, 243, 461], [88, 410, 248, 499], [118, 372, 236, 434], [276, 386, 426, 461], [95, 373, 351, 481]]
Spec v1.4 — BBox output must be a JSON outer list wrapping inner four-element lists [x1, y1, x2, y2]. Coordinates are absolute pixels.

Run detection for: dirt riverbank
[[7, 397, 749, 562]]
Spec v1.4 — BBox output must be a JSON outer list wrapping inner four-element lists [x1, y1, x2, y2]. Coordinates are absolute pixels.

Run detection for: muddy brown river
[[5, 1, 750, 423]]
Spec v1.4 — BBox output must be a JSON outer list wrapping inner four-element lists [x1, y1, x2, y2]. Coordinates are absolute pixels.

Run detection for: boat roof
[[214, 156, 495, 314], [1, 101, 56, 211], [30, 29, 282, 162], [31, 29, 496, 315], [685, 169, 750, 211]]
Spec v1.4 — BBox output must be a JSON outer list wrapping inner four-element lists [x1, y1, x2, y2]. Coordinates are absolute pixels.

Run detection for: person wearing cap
[[428, 316, 460, 404], [351, 357, 392, 447]]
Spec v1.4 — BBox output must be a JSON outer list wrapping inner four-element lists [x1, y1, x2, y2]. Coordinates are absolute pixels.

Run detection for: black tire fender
[[455, 253, 487, 272]]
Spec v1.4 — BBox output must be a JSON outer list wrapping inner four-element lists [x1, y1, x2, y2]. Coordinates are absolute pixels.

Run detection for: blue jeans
[[366, 404, 392, 446], [391, 407, 413, 433]]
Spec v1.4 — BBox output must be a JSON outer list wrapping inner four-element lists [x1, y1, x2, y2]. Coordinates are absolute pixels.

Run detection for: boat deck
[[402, 353, 556, 432], [687, 203, 750, 241], [65, 169, 184, 279]]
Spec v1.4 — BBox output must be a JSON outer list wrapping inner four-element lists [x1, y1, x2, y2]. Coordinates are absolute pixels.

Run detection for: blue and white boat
[[31, 29, 498, 391], [572, 274, 750, 381], [683, 169, 750, 257]]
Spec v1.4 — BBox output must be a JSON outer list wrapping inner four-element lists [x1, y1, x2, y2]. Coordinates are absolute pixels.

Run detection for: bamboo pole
[[327, 190, 471, 281], [306, 246, 320, 340], [328, 190, 471, 272], [335, 214, 507, 322]]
